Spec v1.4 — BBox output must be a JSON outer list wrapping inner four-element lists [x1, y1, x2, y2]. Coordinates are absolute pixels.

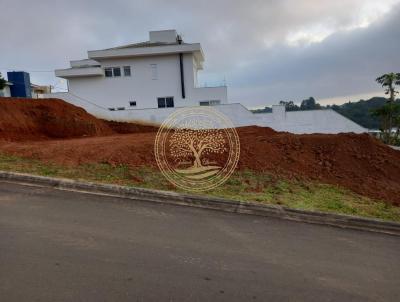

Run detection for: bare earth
[[1, 97, 400, 205]]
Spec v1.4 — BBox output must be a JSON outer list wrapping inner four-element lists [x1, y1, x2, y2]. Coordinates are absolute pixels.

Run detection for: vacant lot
[[1, 97, 400, 221]]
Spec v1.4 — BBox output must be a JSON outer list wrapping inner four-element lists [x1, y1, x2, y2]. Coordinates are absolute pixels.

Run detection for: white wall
[[66, 53, 227, 111], [45, 92, 367, 134], [0, 86, 11, 97], [260, 108, 367, 134]]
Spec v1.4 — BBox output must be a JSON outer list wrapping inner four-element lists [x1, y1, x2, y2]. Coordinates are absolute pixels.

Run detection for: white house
[[48, 30, 367, 134], [53, 30, 226, 116]]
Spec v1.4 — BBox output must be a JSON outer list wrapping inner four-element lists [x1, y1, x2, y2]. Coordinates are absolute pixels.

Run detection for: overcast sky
[[1, 0, 399, 108]]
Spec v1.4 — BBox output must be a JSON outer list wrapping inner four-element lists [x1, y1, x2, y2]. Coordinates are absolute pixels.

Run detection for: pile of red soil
[[0, 97, 399, 205], [0, 97, 114, 140], [0, 98, 157, 140], [237, 127, 400, 205]]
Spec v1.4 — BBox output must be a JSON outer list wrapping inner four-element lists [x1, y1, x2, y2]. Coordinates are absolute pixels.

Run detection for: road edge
[[1, 170, 399, 236]]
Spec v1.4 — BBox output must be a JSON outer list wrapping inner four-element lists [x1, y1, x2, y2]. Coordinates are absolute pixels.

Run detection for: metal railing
[[195, 80, 227, 88]]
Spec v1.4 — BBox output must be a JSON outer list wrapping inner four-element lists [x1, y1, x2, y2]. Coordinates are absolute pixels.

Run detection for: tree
[[279, 101, 300, 111], [0, 73, 6, 91], [300, 97, 320, 110], [376, 73, 400, 143], [169, 120, 226, 169], [371, 103, 400, 144], [252, 106, 272, 114]]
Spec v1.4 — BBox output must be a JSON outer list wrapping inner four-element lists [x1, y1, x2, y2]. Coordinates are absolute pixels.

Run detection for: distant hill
[[328, 97, 400, 130], [251, 97, 399, 130]]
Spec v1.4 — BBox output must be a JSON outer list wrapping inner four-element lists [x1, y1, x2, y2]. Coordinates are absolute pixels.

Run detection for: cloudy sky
[[1, 0, 399, 108]]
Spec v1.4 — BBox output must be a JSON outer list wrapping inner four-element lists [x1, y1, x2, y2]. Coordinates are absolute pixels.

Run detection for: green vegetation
[[371, 73, 400, 144], [330, 97, 393, 129], [0, 153, 399, 222]]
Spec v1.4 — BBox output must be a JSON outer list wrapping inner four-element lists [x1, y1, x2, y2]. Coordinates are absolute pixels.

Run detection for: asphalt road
[[0, 181, 399, 302]]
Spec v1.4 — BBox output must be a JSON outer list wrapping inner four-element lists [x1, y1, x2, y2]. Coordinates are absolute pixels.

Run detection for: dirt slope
[[0, 97, 399, 205], [0, 127, 399, 205], [0, 97, 114, 140], [238, 127, 400, 205]]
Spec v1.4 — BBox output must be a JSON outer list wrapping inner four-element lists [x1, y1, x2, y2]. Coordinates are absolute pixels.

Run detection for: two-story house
[[54, 30, 227, 119]]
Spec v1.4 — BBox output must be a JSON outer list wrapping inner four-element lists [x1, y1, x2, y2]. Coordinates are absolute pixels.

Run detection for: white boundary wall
[[45, 92, 367, 134]]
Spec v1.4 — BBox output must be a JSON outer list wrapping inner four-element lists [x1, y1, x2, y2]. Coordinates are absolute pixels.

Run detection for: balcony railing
[[195, 80, 227, 88]]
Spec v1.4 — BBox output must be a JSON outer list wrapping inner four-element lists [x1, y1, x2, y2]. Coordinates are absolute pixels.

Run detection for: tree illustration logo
[[155, 107, 240, 191]]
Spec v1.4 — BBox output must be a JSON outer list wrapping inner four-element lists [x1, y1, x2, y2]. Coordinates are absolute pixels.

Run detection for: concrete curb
[[1, 171, 400, 236]]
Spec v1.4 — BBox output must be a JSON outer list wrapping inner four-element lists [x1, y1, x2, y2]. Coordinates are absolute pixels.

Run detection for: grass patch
[[0, 153, 399, 222]]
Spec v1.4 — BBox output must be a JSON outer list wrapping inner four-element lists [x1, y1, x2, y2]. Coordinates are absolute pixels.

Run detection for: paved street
[[0, 181, 399, 302]]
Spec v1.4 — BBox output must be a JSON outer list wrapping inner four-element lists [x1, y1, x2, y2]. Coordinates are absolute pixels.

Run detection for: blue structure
[[7, 71, 32, 98]]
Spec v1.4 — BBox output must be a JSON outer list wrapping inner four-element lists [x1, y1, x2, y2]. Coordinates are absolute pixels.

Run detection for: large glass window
[[158, 97, 174, 108]]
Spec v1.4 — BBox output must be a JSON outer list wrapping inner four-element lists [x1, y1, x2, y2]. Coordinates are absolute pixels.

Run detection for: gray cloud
[[228, 5, 400, 106], [1, 0, 399, 106]]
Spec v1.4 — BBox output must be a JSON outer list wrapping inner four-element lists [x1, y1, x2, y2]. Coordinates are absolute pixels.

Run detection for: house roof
[[102, 41, 190, 51], [56, 31, 205, 78], [87, 41, 204, 65]]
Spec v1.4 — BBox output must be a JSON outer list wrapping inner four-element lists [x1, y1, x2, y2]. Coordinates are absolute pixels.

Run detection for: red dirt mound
[[0, 126, 399, 205], [0, 98, 399, 205], [0, 97, 114, 140], [237, 127, 400, 205]]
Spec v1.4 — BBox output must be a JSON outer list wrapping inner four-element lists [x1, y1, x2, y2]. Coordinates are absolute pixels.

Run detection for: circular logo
[[154, 107, 240, 192]]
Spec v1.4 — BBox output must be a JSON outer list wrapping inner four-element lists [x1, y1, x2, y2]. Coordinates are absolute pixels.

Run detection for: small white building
[[0, 82, 12, 97], [49, 30, 367, 134]]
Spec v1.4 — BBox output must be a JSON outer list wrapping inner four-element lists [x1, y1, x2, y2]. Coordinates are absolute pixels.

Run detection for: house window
[[108, 108, 115, 111], [117, 107, 125, 110], [105, 68, 113, 77], [150, 64, 158, 80], [166, 97, 174, 107], [113, 67, 121, 77], [105, 67, 123, 77], [129, 101, 136, 107], [124, 66, 131, 76], [157, 97, 174, 108], [157, 98, 165, 108], [199, 100, 221, 106]]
